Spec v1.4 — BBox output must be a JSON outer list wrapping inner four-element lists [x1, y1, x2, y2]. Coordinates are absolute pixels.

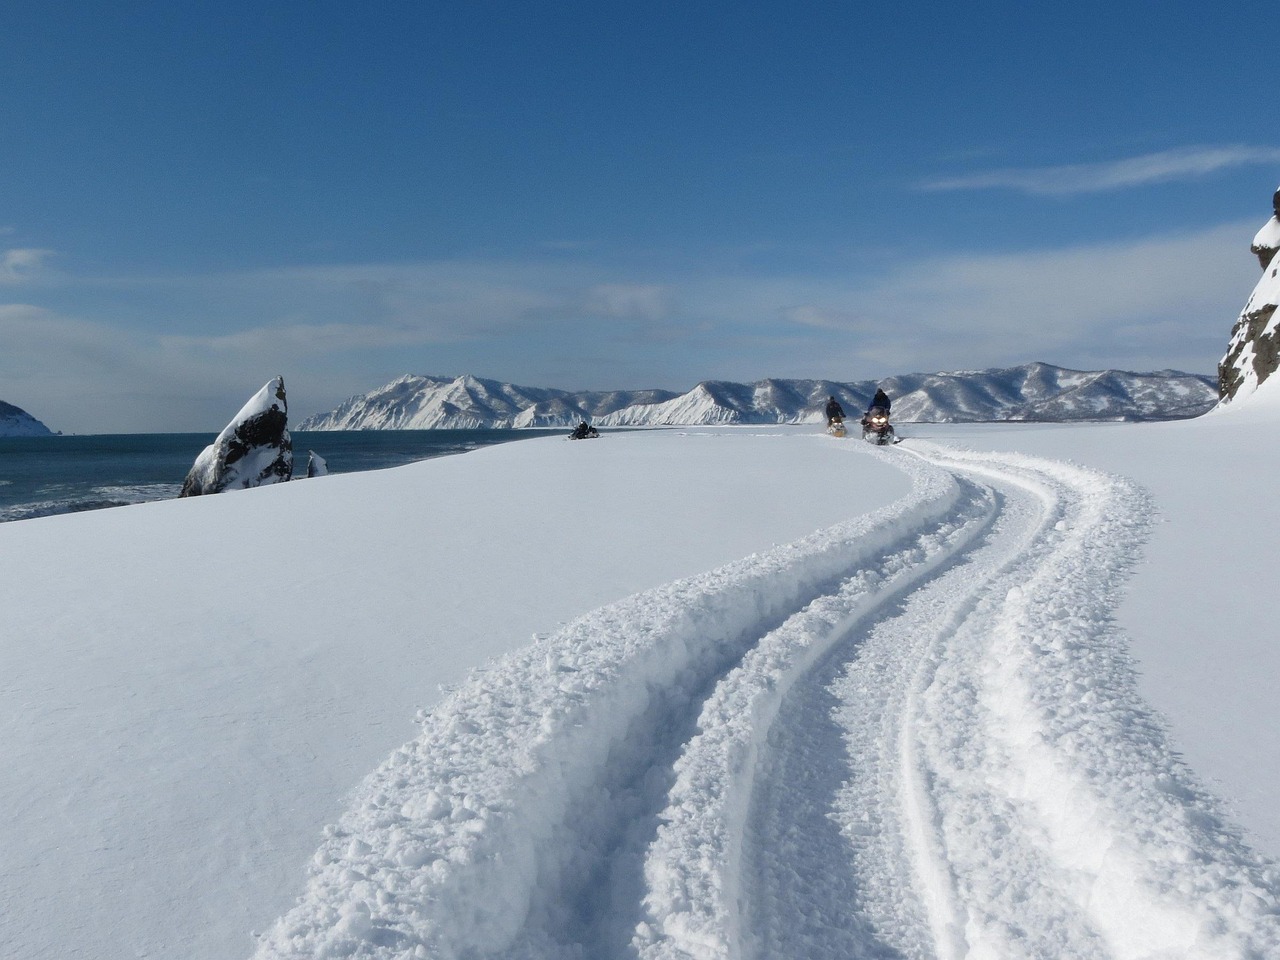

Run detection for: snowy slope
[[299, 365, 1216, 430], [0, 399, 54, 436], [2, 421, 1279, 959]]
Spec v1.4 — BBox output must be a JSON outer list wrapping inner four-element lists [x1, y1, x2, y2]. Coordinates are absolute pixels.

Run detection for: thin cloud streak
[[0, 248, 56, 284], [920, 146, 1280, 195], [776, 222, 1253, 372]]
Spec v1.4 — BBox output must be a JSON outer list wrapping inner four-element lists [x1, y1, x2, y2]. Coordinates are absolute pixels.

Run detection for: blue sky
[[1, 0, 1276, 432]]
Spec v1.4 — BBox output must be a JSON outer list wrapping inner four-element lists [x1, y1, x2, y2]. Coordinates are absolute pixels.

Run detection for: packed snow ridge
[[251, 443, 1280, 960], [297, 363, 1215, 431], [0, 399, 54, 437]]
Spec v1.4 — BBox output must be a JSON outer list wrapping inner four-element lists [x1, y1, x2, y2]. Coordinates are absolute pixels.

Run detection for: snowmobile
[[861, 407, 896, 445], [569, 422, 600, 439], [827, 415, 847, 438]]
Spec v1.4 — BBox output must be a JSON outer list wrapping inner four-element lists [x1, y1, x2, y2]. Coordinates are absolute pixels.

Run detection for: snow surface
[[2, 421, 1278, 959]]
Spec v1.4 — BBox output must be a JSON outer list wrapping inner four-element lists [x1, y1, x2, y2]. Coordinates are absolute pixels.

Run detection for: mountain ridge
[[0, 400, 55, 437], [298, 363, 1216, 430]]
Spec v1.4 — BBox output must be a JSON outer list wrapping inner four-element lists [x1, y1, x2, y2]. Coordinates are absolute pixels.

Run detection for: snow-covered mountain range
[[0, 400, 54, 437], [298, 363, 1216, 430]]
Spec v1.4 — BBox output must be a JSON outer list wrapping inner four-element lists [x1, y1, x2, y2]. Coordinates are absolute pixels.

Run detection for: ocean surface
[[0, 429, 564, 523]]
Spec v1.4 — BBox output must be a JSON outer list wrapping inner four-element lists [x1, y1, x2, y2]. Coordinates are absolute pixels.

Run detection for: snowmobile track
[[251, 441, 1280, 960]]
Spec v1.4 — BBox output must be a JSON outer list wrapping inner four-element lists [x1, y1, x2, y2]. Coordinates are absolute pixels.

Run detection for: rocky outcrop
[[0, 401, 54, 437], [1220, 186, 1280, 403], [306, 451, 328, 478], [180, 377, 292, 497]]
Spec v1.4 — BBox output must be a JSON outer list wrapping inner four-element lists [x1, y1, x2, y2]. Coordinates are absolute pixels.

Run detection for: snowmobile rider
[[825, 396, 845, 427], [866, 387, 891, 415]]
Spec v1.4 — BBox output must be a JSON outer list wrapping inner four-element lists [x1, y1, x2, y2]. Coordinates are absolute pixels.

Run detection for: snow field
[[248, 434, 1280, 960], [8, 423, 1278, 959], [250, 446, 968, 959], [828, 444, 1280, 959], [0, 429, 906, 960]]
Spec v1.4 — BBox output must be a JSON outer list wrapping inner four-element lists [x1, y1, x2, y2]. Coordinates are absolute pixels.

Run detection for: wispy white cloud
[[581, 284, 673, 323], [920, 146, 1280, 195], [0, 248, 56, 283], [770, 221, 1255, 375]]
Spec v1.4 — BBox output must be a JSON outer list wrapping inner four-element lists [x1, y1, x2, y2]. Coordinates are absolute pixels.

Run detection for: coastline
[[0, 428, 564, 523]]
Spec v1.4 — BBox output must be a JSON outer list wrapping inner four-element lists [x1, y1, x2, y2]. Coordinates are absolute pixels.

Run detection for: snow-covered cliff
[[0, 400, 54, 437], [1219, 186, 1280, 405], [299, 365, 1215, 430]]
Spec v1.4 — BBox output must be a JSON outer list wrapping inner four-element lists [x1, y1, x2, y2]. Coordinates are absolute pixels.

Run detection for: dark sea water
[[0, 429, 563, 523]]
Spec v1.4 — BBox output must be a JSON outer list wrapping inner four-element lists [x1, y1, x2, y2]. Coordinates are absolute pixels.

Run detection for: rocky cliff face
[[1219, 186, 1280, 403]]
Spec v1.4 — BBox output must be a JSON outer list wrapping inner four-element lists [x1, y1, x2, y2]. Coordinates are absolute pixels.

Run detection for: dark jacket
[[867, 388, 891, 414], [825, 398, 845, 421]]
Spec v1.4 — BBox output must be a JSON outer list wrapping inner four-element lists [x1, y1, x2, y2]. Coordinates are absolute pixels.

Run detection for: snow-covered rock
[[301, 365, 1216, 430], [1252, 187, 1280, 269], [0, 400, 54, 437], [1220, 185, 1280, 404], [179, 377, 292, 497], [306, 451, 328, 478]]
